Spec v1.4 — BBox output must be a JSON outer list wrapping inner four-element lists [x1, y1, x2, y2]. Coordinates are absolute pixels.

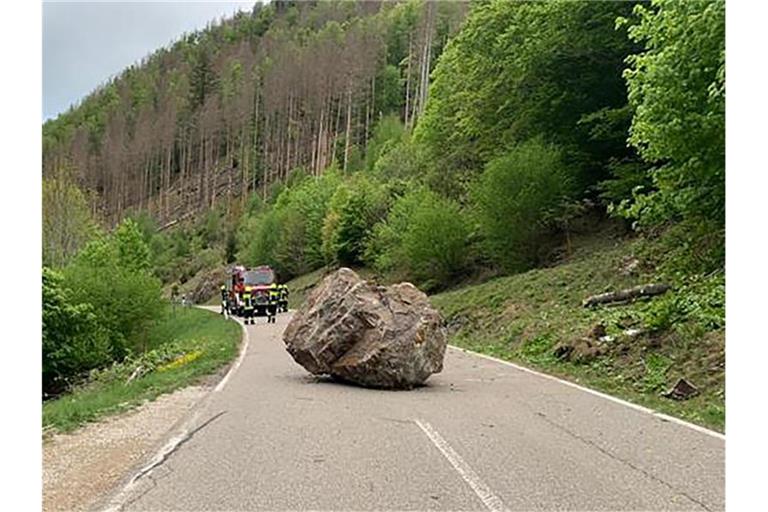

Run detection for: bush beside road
[[43, 307, 240, 434]]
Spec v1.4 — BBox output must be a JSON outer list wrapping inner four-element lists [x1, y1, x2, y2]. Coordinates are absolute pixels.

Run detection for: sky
[[43, 1, 258, 121]]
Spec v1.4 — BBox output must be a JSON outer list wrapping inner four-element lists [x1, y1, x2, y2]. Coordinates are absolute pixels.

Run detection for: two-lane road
[[104, 312, 724, 511]]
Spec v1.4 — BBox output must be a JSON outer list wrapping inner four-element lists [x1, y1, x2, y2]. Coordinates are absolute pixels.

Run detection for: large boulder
[[283, 268, 446, 389]]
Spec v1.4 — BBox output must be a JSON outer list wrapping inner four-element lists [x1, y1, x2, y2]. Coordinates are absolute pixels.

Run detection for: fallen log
[[582, 283, 670, 308]]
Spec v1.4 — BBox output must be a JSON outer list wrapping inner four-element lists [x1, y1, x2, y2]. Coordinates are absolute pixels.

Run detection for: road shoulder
[[43, 385, 208, 512]]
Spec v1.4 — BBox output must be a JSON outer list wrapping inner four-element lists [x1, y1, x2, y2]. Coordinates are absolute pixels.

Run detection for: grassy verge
[[431, 232, 724, 432], [43, 307, 241, 434]]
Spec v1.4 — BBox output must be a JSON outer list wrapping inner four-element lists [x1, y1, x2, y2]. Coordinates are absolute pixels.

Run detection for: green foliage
[[63, 220, 164, 358], [239, 171, 341, 279], [598, 159, 651, 207], [519, 335, 557, 366], [238, 210, 281, 272], [42, 176, 99, 268], [415, 0, 637, 196], [114, 218, 151, 272], [641, 294, 680, 333], [373, 65, 403, 117], [638, 220, 725, 279], [431, 233, 725, 432], [471, 140, 573, 273], [124, 211, 158, 246], [639, 272, 725, 334], [371, 138, 426, 182], [321, 175, 392, 266], [366, 187, 470, 290], [617, 0, 725, 229], [140, 208, 238, 284], [364, 114, 407, 172], [641, 353, 671, 393], [42, 268, 111, 395], [43, 308, 240, 433], [199, 209, 224, 248], [224, 229, 238, 264], [188, 44, 219, 109]]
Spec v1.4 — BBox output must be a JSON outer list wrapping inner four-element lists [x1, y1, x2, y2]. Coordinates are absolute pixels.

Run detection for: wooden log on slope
[[582, 283, 671, 308]]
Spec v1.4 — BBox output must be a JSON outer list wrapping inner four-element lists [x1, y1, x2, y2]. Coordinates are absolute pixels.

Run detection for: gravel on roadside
[[43, 385, 209, 512]]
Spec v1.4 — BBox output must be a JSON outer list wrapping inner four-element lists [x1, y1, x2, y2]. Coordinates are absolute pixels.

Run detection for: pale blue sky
[[43, 1, 257, 121]]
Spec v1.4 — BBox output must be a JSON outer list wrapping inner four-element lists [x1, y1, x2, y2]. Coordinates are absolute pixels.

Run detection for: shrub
[[619, 0, 725, 230], [199, 209, 224, 248], [42, 267, 111, 395], [366, 187, 470, 290], [114, 218, 151, 272], [401, 195, 471, 288], [364, 114, 407, 172], [471, 139, 573, 273], [63, 224, 164, 357], [371, 138, 426, 182], [321, 176, 392, 266]]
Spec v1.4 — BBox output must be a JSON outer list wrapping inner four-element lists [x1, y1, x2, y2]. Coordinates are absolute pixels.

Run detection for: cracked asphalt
[[108, 312, 724, 511]]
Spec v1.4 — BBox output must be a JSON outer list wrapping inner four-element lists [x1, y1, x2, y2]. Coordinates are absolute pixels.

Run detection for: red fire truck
[[226, 265, 276, 317]]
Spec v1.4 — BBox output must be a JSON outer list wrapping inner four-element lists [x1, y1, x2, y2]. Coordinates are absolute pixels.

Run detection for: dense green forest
[[42, 0, 725, 416]]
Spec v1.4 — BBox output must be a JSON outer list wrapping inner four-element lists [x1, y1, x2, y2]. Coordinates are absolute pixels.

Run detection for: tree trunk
[[343, 86, 352, 172], [404, 32, 412, 126]]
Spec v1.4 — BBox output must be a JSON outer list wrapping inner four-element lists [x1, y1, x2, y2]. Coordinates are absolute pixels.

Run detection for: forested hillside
[[43, 0, 725, 428], [43, 0, 466, 233]]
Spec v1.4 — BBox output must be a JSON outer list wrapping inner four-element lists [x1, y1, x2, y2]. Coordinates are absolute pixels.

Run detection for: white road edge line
[[214, 317, 249, 392], [448, 346, 725, 441], [101, 311, 249, 511], [415, 419, 508, 512]]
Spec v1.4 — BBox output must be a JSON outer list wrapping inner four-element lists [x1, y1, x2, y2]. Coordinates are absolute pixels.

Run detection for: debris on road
[[283, 268, 446, 389], [662, 378, 700, 400]]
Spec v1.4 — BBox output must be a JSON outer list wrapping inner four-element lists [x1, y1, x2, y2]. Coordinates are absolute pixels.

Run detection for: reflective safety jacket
[[242, 293, 254, 310], [279, 284, 289, 299], [268, 284, 280, 305]]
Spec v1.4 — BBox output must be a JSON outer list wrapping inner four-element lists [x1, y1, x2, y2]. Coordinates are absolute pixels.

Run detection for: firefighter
[[242, 290, 254, 325], [267, 283, 280, 323], [220, 285, 229, 316], [278, 284, 289, 312]]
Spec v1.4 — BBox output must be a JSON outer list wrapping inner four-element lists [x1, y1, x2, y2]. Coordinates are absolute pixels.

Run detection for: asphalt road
[[104, 311, 724, 511]]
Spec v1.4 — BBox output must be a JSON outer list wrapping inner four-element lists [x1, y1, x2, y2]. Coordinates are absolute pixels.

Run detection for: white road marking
[[449, 346, 725, 441], [214, 318, 250, 392], [415, 419, 508, 512], [101, 311, 248, 511]]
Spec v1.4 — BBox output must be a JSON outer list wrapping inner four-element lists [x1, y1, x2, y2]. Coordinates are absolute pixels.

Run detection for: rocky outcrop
[[282, 268, 446, 389], [187, 267, 227, 304]]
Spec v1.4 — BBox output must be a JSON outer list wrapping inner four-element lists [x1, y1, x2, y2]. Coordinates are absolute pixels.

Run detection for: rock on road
[[103, 312, 724, 511]]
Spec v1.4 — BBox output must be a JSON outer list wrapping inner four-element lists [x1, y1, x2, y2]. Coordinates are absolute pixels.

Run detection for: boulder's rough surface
[[283, 268, 446, 389]]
